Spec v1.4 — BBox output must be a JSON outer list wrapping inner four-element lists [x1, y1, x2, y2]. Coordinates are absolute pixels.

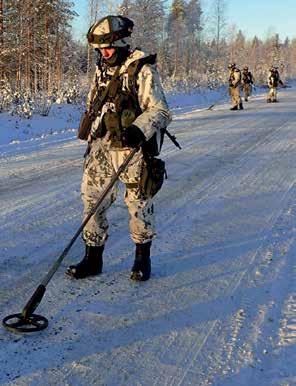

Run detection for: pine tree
[[167, 0, 187, 79], [1, 0, 77, 95], [184, 0, 202, 79]]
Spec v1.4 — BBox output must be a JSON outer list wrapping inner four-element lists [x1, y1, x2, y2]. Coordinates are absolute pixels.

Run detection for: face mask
[[103, 46, 130, 67]]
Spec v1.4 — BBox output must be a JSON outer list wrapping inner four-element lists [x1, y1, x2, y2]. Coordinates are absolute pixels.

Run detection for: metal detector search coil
[[2, 313, 48, 333]]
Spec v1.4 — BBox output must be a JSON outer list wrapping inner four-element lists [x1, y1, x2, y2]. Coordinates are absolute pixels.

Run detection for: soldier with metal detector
[[228, 63, 243, 110], [66, 15, 173, 282], [2, 14, 176, 334]]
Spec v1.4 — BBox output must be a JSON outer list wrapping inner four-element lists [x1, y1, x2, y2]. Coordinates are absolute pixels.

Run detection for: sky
[[72, 0, 296, 42], [225, 0, 296, 40]]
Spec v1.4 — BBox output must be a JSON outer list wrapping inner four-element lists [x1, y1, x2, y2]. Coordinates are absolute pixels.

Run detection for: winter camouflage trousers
[[229, 86, 242, 107], [81, 138, 155, 246], [243, 84, 252, 100], [268, 87, 277, 101]]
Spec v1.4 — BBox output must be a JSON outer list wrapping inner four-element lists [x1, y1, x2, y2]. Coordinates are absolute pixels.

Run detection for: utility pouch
[[140, 158, 167, 198], [78, 111, 93, 140], [103, 111, 122, 147]]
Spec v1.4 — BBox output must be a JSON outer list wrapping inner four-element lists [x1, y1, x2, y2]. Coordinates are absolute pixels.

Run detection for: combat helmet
[[87, 15, 134, 49], [228, 62, 236, 69]]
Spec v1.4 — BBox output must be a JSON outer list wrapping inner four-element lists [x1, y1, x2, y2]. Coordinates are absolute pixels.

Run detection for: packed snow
[[0, 86, 296, 385]]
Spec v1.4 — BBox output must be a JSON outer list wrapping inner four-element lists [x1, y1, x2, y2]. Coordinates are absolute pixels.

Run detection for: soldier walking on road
[[228, 63, 243, 110], [67, 15, 172, 281], [241, 66, 254, 102], [267, 66, 283, 103]]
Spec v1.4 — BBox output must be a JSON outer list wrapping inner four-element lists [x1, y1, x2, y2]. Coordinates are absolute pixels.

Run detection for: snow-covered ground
[[1, 87, 296, 385]]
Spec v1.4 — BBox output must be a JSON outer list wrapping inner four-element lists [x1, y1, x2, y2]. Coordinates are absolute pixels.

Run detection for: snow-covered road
[[1, 89, 296, 385]]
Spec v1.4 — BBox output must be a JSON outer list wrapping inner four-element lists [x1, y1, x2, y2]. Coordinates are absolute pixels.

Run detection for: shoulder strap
[[127, 54, 157, 94]]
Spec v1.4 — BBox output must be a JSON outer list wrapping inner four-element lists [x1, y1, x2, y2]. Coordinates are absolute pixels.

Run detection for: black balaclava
[[103, 46, 130, 67]]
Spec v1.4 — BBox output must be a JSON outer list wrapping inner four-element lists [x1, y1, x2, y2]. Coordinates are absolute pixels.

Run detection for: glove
[[122, 124, 145, 148]]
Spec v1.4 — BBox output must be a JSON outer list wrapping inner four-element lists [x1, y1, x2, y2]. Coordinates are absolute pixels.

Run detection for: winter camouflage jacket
[[242, 70, 254, 85], [228, 68, 242, 88], [267, 70, 282, 88], [87, 49, 172, 151]]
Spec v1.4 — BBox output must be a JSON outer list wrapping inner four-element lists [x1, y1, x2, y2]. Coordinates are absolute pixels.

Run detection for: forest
[[1, 0, 296, 115]]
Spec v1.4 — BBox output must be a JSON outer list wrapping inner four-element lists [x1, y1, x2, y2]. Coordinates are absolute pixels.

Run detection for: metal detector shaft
[[21, 145, 140, 319]]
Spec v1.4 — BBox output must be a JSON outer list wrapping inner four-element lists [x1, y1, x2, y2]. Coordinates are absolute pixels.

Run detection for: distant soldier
[[241, 66, 254, 102], [267, 66, 283, 103], [228, 63, 243, 110]]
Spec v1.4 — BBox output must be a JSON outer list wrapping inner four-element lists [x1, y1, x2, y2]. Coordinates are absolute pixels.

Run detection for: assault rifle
[[164, 128, 182, 149]]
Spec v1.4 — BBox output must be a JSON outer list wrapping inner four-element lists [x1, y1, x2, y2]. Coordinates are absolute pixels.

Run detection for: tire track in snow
[[279, 293, 296, 347], [152, 107, 296, 383], [204, 183, 296, 385]]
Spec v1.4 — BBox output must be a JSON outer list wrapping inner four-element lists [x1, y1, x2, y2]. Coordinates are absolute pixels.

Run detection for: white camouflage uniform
[[267, 69, 282, 102], [82, 49, 172, 246], [229, 67, 242, 107], [242, 70, 254, 100]]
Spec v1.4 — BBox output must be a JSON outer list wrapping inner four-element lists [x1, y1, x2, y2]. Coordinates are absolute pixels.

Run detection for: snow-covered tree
[[209, 0, 228, 58], [128, 0, 165, 53], [167, 0, 187, 79], [2, 0, 77, 95]]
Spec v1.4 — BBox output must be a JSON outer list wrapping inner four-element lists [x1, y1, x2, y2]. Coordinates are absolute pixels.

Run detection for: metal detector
[[2, 146, 140, 333]]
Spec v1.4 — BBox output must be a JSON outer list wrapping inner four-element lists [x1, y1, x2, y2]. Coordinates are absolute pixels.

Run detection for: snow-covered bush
[[206, 62, 226, 90], [34, 94, 53, 116], [11, 92, 34, 119], [0, 80, 13, 112]]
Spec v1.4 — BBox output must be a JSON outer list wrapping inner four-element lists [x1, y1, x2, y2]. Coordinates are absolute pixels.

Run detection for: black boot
[[130, 241, 152, 281], [239, 102, 244, 110], [230, 105, 238, 110], [66, 245, 104, 279]]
